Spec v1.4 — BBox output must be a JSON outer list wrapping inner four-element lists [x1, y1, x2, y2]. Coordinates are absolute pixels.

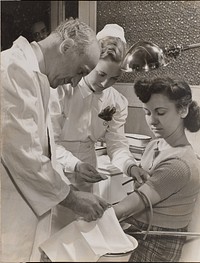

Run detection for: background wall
[[1, 1, 51, 50], [97, 1, 200, 85], [1, 1, 78, 51]]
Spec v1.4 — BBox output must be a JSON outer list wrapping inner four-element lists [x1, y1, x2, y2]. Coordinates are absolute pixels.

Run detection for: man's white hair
[[53, 18, 97, 54]]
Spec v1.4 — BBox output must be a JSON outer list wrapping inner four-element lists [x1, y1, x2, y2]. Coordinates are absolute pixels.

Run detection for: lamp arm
[[162, 43, 200, 59], [121, 41, 200, 73], [182, 43, 200, 51]]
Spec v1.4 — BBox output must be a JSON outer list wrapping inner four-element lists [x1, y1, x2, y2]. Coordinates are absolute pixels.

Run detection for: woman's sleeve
[[144, 157, 190, 200], [2, 64, 70, 216], [105, 92, 137, 173]]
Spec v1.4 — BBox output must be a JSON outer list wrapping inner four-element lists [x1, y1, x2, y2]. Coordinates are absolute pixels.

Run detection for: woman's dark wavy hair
[[134, 77, 200, 132]]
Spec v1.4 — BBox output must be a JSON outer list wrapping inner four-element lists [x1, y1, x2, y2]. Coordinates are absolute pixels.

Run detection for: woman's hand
[[75, 161, 108, 183], [128, 164, 150, 187]]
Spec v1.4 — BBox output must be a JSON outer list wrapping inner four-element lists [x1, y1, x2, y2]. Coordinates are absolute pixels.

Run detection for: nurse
[[1, 18, 109, 262], [50, 24, 149, 192]]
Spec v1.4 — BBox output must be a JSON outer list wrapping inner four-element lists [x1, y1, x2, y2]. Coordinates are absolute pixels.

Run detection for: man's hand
[[75, 161, 108, 183], [128, 164, 150, 187], [61, 189, 110, 222]]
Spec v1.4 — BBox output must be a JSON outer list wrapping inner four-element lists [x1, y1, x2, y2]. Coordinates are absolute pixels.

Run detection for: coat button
[[103, 121, 108, 126]]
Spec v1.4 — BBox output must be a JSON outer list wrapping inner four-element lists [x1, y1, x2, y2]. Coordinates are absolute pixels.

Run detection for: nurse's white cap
[[96, 24, 126, 43]]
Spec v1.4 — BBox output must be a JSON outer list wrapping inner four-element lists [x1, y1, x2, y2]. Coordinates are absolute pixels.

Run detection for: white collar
[[13, 36, 41, 72], [30, 41, 46, 74]]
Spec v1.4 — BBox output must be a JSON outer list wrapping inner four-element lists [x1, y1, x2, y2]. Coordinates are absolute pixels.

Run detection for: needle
[[122, 178, 135, 185]]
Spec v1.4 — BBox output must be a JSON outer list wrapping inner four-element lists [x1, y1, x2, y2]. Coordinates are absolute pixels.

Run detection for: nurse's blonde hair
[[98, 36, 127, 63]]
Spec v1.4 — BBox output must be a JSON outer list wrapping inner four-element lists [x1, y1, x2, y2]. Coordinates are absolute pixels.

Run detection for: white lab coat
[[50, 80, 136, 176], [1, 37, 70, 262]]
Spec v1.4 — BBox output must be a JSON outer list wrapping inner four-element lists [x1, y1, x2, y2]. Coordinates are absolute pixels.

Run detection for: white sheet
[[40, 207, 138, 262]]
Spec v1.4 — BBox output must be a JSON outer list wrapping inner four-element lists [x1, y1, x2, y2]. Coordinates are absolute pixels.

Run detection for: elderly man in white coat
[[1, 18, 109, 262]]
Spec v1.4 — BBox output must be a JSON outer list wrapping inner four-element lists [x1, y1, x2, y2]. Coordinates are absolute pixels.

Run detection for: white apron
[[61, 140, 97, 192]]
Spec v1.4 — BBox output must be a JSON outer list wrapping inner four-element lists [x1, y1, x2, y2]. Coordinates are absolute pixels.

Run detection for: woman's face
[[85, 58, 122, 92], [143, 93, 184, 139]]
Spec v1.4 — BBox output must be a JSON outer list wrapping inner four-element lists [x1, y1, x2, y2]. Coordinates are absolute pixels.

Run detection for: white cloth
[[49, 78, 136, 174], [40, 207, 137, 262], [1, 36, 70, 262]]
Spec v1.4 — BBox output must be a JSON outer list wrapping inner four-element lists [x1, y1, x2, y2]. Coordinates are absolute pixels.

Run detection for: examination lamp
[[121, 41, 200, 72]]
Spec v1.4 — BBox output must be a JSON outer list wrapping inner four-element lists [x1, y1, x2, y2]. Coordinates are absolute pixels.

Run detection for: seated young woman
[[50, 24, 148, 192], [113, 76, 200, 262]]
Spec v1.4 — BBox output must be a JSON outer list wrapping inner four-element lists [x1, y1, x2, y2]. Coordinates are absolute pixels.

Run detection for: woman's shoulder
[[145, 139, 199, 165], [156, 141, 199, 175]]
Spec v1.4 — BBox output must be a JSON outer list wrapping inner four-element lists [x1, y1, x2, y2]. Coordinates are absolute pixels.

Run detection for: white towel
[[40, 207, 138, 262]]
